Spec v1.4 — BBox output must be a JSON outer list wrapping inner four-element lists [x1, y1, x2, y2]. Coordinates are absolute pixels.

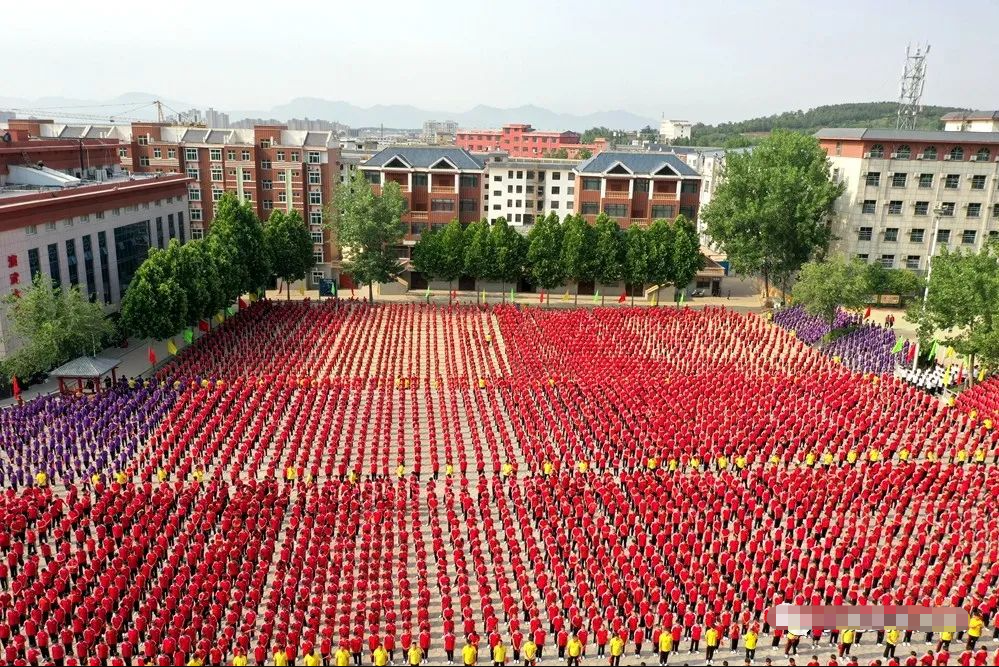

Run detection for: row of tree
[[120, 193, 313, 340], [412, 212, 704, 305]]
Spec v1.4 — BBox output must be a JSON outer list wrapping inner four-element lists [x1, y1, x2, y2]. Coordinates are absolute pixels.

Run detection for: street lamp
[[911, 206, 944, 371]]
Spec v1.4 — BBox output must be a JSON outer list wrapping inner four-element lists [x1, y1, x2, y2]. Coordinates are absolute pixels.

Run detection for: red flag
[[618, 292, 627, 303], [198, 319, 210, 333], [11, 376, 21, 399], [956, 365, 964, 385], [864, 306, 871, 319], [539, 291, 545, 303], [906, 343, 916, 363], [238, 297, 248, 310], [148, 347, 157, 366]]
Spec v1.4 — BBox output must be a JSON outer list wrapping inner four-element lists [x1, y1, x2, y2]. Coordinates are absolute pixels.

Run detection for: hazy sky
[[6, 0, 997, 123]]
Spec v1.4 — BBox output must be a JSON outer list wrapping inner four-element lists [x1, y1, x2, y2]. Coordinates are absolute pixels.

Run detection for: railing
[[604, 190, 630, 199], [651, 192, 678, 200], [410, 210, 428, 220], [431, 185, 455, 193]]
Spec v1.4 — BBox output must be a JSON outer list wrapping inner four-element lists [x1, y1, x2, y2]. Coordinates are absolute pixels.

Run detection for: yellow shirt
[[769, 454, 780, 465], [668, 459, 678, 471], [610, 636, 625, 657], [941, 631, 953, 641], [745, 632, 758, 649], [274, 651, 289, 666], [899, 449, 910, 461], [462, 643, 478, 666], [233, 656, 248, 666], [373, 647, 388, 667], [445, 464, 454, 476], [334, 648, 351, 666], [187, 660, 203, 666], [502, 463, 514, 477], [869, 449, 881, 462], [567, 638, 582, 657], [841, 629, 855, 644], [706, 628, 719, 647], [658, 633, 673, 651], [805, 452, 816, 466], [192, 470, 203, 483], [347, 471, 357, 484], [543, 461, 554, 476], [408, 646, 423, 665], [115, 471, 127, 484], [735, 456, 747, 469], [847, 451, 858, 463], [156, 468, 167, 482], [304, 652, 321, 667], [717, 456, 728, 469], [969, 617, 984, 637], [523, 641, 537, 659], [647, 457, 658, 470], [91, 474, 101, 486], [578, 460, 589, 473], [396, 464, 406, 478], [957, 450, 969, 462], [34, 472, 47, 487], [493, 644, 507, 662], [285, 466, 296, 480], [886, 629, 899, 645], [691, 457, 701, 468]]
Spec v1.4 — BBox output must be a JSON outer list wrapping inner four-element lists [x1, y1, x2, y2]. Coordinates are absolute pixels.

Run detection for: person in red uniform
[[511, 630, 523, 662], [444, 631, 456, 664]]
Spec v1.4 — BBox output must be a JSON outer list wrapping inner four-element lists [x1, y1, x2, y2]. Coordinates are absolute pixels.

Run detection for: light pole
[[911, 206, 944, 371]]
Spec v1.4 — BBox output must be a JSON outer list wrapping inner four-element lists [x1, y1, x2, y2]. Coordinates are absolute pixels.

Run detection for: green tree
[[792, 256, 869, 328], [576, 148, 592, 160], [548, 148, 569, 159], [527, 212, 565, 297], [411, 226, 442, 288], [886, 268, 922, 297], [206, 193, 269, 302], [560, 214, 598, 304], [328, 170, 406, 303], [638, 125, 658, 142], [623, 225, 649, 306], [120, 246, 188, 340], [702, 130, 844, 301], [581, 126, 613, 144], [463, 220, 491, 298], [593, 215, 625, 305], [438, 220, 467, 290], [645, 219, 675, 304], [670, 215, 705, 302], [909, 242, 999, 385], [264, 210, 314, 300], [169, 240, 224, 323], [1, 275, 114, 382], [486, 218, 525, 301], [723, 135, 753, 149]]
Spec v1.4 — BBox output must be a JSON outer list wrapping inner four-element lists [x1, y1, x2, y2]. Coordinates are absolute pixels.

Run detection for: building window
[[137, 135, 148, 145], [210, 167, 223, 181], [917, 173, 933, 188], [948, 146, 964, 161], [551, 186, 560, 195], [209, 148, 222, 161], [905, 255, 920, 270], [680, 181, 699, 194], [582, 202, 598, 215], [861, 200, 876, 214], [167, 214, 176, 240], [276, 151, 285, 161], [243, 192, 252, 202], [551, 172, 561, 181], [118, 147, 127, 158], [156, 217, 164, 248], [96, 231, 111, 304], [227, 150, 236, 160], [493, 175, 502, 182], [887, 201, 902, 215], [652, 205, 676, 218], [263, 200, 273, 211], [239, 171, 251, 182], [186, 167, 199, 180], [241, 150, 251, 161], [879, 254, 894, 268], [185, 148, 198, 161], [27, 248, 41, 282], [310, 231, 324, 244], [411, 174, 427, 187], [309, 192, 322, 205], [81, 236, 97, 300], [278, 192, 287, 203], [968, 203, 982, 218], [153, 148, 162, 159], [993, 203, 999, 218], [459, 199, 476, 212], [459, 174, 478, 188], [25, 225, 37, 236], [940, 202, 955, 216], [262, 179, 273, 190], [895, 145, 911, 159], [308, 172, 321, 185], [47, 243, 61, 287], [603, 203, 627, 217], [914, 201, 929, 216], [139, 156, 150, 167], [291, 152, 300, 162], [945, 174, 960, 189], [431, 199, 454, 212], [582, 177, 600, 191], [550, 201, 559, 209], [865, 172, 881, 187], [869, 144, 885, 158], [962, 230, 977, 245], [492, 204, 501, 210], [310, 211, 323, 225], [307, 152, 321, 164], [922, 146, 937, 160], [260, 139, 271, 149], [168, 148, 176, 159], [937, 229, 951, 243], [261, 160, 272, 170], [212, 187, 223, 202], [363, 171, 380, 185], [857, 227, 873, 241], [884, 227, 899, 242], [971, 175, 986, 190], [891, 173, 907, 187], [909, 228, 924, 243], [190, 207, 203, 221], [680, 205, 697, 219], [189, 187, 201, 201], [856, 253, 869, 263], [65, 239, 80, 287], [313, 249, 324, 263]]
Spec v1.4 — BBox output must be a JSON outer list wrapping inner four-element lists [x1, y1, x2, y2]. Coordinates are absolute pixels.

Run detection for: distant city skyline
[[5, 0, 998, 125]]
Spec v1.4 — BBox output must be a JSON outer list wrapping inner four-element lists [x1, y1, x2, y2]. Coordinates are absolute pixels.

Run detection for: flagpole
[[912, 207, 943, 371]]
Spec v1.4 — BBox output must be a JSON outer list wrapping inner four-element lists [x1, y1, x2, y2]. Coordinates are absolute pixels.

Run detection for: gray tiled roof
[[304, 132, 328, 147], [183, 129, 209, 143], [815, 128, 999, 143], [84, 126, 113, 139], [574, 151, 700, 177], [940, 111, 999, 121], [206, 130, 228, 144], [364, 146, 484, 170], [59, 126, 86, 138], [49, 356, 120, 378]]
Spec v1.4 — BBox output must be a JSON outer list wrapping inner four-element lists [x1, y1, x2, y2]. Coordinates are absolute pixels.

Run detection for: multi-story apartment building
[[659, 118, 693, 142], [17, 120, 341, 288], [573, 151, 702, 227], [481, 154, 578, 226], [456, 123, 606, 158], [816, 128, 999, 272], [941, 111, 999, 133]]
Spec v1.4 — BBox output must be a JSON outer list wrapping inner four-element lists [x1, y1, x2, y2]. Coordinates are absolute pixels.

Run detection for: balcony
[[410, 210, 428, 220], [430, 185, 456, 193], [651, 191, 678, 201], [605, 190, 630, 199]]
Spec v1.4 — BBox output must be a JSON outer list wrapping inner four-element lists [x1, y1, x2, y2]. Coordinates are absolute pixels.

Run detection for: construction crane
[[4, 100, 199, 126]]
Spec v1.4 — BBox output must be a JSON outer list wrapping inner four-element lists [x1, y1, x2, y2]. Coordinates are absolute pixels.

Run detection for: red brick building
[[456, 123, 605, 158], [2, 121, 120, 182]]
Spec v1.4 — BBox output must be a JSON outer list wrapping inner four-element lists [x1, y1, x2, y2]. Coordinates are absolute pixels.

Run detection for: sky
[[5, 0, 998, 124]]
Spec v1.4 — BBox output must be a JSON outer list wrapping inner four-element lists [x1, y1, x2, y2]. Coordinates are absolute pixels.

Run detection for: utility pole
[[911, 206, 943, 371], [155, 100, 165, 123], [896, 44, 930, 131]]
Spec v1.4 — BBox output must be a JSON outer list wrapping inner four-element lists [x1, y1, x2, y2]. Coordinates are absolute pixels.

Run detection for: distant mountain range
[[0, 92, 657, 131]]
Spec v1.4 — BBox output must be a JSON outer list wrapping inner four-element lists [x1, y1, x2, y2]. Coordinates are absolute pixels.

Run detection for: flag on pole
[[592, 290, 599, 304], [481, 289, 486, 303], [679, 292, 685, 305], [148, 347, 157, 366], [509, 287, 515, 302], [238, 297, 247, 310], [11, 376, 21, 401], [618, 292, 627, 303], [906, 343, 917, 363], [226, 305, 237, 317], [980, 368, 987, 382], [183, 328, 194, 344], [943, 366, 952, 386], [424, 286, 431, 300], [166, 339, 178, 356], [332, 281, 338, 297], [539, 291, 545, 304], [214, 312, 224, 324], [199, 319, 210, 333], [956, 364, 964, 386], [928, 340, 939, 359], [298, 285, 305, 296], [891, 338, 905, 354], [652, 291, 659, 306], [864, 306, 871, 319], [561, 290, 569, 302]]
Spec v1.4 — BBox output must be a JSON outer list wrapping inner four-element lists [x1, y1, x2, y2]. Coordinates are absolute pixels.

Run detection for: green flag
[[679, 292, 685, 305], [510, 287, 515, 302], [891, 338, 904, 354], [592, 290, 599, 304], [183, 328, 194, 345], [424, 286, 431, 300], [928, 340, 939, 359], [332, 281, 338, 297], [226, 305, 237, 317]]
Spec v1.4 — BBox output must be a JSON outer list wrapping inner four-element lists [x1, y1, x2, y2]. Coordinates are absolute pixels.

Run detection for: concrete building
[[941, 111, 999, 133], [422, 120, 458, 143], [456, 123, 604, 158], [204, 108, 230, 129], [659, 118, 693, 142], [481, 154, 577, 226], [816, 128, 999, 272]]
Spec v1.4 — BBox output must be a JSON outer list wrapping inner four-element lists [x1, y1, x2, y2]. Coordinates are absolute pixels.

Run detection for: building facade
[[817, 128, 999, 272], [481, 154, 577, 225], [659, 119, 693, 142], [941, 111, 999, 133], [456, 123, 604, 158]]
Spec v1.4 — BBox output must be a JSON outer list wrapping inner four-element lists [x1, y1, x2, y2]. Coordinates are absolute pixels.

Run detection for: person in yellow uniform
[[838, 628, 855, 657], [744, 628, 758, 662], [396, 463, 406, 479], [232, 648, 248, 666], [609, 634, 625, 667], [373, 644, 389, 667], [522, 638, 537, 667], [492, 641, 507, 666], [937, 629, 953, 651], [968, 610, 984, 650], [717, 455, 728, 470], [647, 456, 658, 471], [192, 469, 204, 483], [91, 473, 102, 487], [273, 647, 289, 666], [334, 644, 351, 667], [445, 463, 454, 477], [565, 633, 583, 667], [186, 656, 203, 666], [869, 448, 881, 463], [705, 626, 720, 663], [462, 640, 478, 666], [956, 449, 969, 465], [821, 451, 834, 467], [408, 644, 423, 666], [657, 628, 673, 664], [974, 448, 986, 464], [304, 647, 322, 666], [156, 468, 168, 483], [668, 458, 678, 472], [883, 627, 899, 660], [542, 460, 554, 477], [347, 470, 357, 484], [284, 465, 297, 482], [690, 457, 700, 469], [769, 454, 780, 466], [577, 460, 589, 473], [735, 455, 747, 470], [846, 450, 858, 465], [805, 451, 816, 467], [898, 448, 910, 462], [34, 471, 47, 488], [502, 462, 514, 478]]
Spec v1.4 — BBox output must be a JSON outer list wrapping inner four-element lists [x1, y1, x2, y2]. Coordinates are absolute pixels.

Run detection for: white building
[[659, 118, 693, 142], [481, 154, 577, 225], [941, 111, 999, 133]]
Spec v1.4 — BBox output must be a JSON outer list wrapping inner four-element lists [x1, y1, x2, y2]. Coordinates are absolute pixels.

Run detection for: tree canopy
[[264, 209, 314, 298], [580, 127, 613, 144], [792, 256, 869, 327], [462, 220, 492, 287], [593, 214, 625, 289], [526, 213, 565, 292], [206, 193, 269, 301], [487, 218, 527, 295], [623, 225, 649, 305], [560, 214, 598, 303], [670, 215, 705, 299]]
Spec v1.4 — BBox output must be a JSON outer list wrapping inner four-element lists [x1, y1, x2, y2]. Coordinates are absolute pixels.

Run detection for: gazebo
[[49, 356, 121, 395]]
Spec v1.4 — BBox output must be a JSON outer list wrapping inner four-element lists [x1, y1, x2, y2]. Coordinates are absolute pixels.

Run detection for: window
[[413, 174, 428, 187], [855, 253, 869, 263], [492, 204, 501, 211], [567, 187, 574, 196], [185, 148, 198, 161], [153, 148, 162, 159], [879, 254, 895, 268], [857, 227, 873, 241], [227, 150, 236, 160], [652, 205, 676, 218], [582, 177, 600, 191], [65, 239, 79, 287], [188, 187, 201, 201], [118, 147, 127, 158], [940, 202, 955, 216], [311, 270, 324, 285], [905, 255, 920, 270], [168, 148, 176, 159], [918, 173, 933, 188], [278, 192, 287, 203], [210, 148, 222, 161], [308, 152, 321, 164], [186, 167, 199, 179], [242, 191, 252, 202], [313, 249, 324, 263], [994, 203, 999, 218], [241, 150, 251, 161], [364, 171, 380, 185], [884, 228, 899, 241], [551, 186, 560, 195], [47, 243, 61, 287], [891, 173, 907, 187], [137, 135, 148, 146], [603, 203, 627, 217], [948, 146, 964, 161], [310, 211, 323, 225], [260, 139, 271, 149], [937, 229, 951, 243], [291, 152, 299, 162], [945, 174, 960, 189], [277, 151, 285, 161], [262, 179, 273, 190], [431, 199, 454, 211], [211, 167, 223, 181], [895, 145, 911, 159], [865, 172, 881, 187], [212, 187, 223, 201], [25, 225, 37, 236], [869, 144, 885, 158], [139, 156, 150, 167], [459, 199, 476, 212], [680, 181, 699, 194], [913, 201, 929, 216], [582, 202, 598, 215], [976, 147, 991, 161], [493, 175, 502, 182], [259, 160, 271, 170], [306, 191, 320, 205], [493, 190, 501, 197], [862, 200, 876, 214], [507, 185, 513, 194], [922, 146, 937, 160], [459, 174, 478, 188], [516, 185, 522, 194], [242, 171, 253, 182], [263, 200, 273, 211], [835, 141, 843, 156], [190, 207, 202, 222], [887, 201, 902, 215], [550, 201, 559, 209], [507, 200, 512, 207], [967, 203, 982, 218], [972, 175, 986, 190], [962, 230, 977, 245], [909, 228, 924, 243], [552, 172, 561, 180]]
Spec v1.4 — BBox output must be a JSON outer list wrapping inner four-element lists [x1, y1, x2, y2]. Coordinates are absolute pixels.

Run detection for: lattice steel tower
[[896, 44, 930, 130]]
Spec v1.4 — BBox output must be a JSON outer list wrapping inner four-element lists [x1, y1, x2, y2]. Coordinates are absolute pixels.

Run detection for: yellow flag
[[214, 312, 224, 324], [298, 285, 306, 295], [562, 290, 570, 302], [652, 291, 659, 306], [946, 346, 955, 358], [979, 368, 986, 382], [166, 339, 178, 355], [942, 366, 952, 386], [481, 289, 486, 302], [247, 292, 257, 303]]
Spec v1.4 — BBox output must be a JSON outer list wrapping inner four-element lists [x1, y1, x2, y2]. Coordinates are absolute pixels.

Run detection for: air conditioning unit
[[970, 156, 979, 162], [890, 153, 900, 159], [916, 155, 924, 160], [860, 172, 869, 177], [863, 152, 872, 158], [943, 155, 952, 161]]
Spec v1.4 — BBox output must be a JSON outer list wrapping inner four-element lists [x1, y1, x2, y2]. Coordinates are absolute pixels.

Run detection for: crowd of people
[[1, 300, 998, 666]]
